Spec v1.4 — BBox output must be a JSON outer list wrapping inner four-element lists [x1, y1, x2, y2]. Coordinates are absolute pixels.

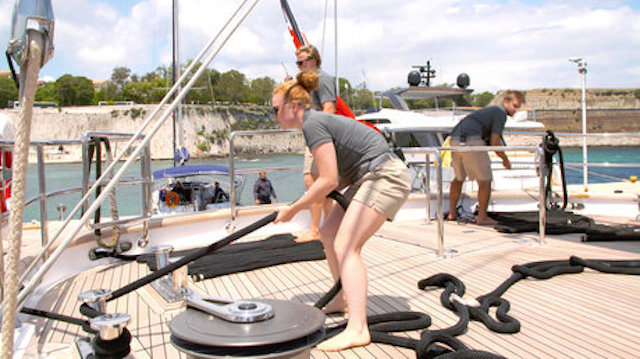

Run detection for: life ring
[[165, 191, 180, 207]]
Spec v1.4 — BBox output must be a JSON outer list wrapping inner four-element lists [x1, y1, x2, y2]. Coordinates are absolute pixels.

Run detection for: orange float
[[165, 191, 180, 207]]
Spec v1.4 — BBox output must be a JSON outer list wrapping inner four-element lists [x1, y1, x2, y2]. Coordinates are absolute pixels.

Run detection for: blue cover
[[152, 165, 238, 180]]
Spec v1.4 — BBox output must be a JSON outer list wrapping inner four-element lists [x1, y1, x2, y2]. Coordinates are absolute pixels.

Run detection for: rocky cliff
[[1, 104, 304, 162]]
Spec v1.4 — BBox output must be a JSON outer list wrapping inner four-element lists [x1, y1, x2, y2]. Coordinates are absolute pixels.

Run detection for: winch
[[169, 298, 325, 359]]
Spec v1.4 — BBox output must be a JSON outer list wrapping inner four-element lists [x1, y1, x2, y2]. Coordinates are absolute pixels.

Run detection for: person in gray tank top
[[294, 44, 336, 242], [272, 71, 410, 352], [448, 90, 525, 225]]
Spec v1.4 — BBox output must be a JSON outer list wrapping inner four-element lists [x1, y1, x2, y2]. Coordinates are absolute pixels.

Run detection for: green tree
[[0, 77, 18, 108], [35, 81, 57, 102], [55, 74, 77, 106], [214, 70, 249, 103], [149, 75, 169, 103], [121, 81, 155, 104], [337, 77, 355, 109], [466, 91, 495, 107], [247, 76, 275, 104], [182, 60, 213, 104], [94, 81, 118, 103], [350, 87, 375, 112], [111, 66, 131, 92], [54, 74, 95, 106], [74, 76, 95, 105], [208, 69, 221, 102]]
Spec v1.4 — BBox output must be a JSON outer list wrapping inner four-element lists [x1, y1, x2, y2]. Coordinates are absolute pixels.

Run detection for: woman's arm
[[275, 141, 338, 222]]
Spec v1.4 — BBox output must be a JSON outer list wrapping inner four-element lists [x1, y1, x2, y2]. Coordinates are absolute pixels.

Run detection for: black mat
[[490, 211, 640, 241], [137, 233, 326, 279]]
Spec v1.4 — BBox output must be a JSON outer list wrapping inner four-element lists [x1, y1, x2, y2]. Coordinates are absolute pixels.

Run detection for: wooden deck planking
[[364, 222, 640, 358], [23, 218, 640, 359]]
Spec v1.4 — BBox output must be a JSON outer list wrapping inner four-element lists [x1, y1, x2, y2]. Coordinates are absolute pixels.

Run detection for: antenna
[[411, 60, 436, 87]]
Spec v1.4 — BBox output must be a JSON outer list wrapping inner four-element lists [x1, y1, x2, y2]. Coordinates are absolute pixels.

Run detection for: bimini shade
[[7, 0, 55, 67]]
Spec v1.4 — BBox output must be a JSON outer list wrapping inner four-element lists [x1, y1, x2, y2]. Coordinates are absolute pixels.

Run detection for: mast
[[334, 0, 339, 97], [172, 0, 182, 167]]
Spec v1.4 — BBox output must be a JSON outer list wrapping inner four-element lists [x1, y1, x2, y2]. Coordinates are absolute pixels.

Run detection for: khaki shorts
[[343, 157, 411, 220], [302, 147, 318, 175], [451, 138, 492, 181]]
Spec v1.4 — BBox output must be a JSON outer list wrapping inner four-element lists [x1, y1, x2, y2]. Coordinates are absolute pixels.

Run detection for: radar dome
[[407, 70, 421, 86], [456, 73, 470, 89]]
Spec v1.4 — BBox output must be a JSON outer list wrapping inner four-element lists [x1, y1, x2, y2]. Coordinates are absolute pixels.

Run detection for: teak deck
[[28, 217, 640, 358]]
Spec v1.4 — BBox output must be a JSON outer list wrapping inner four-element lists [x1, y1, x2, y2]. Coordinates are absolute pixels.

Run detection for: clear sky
[[1, 0, 639, 93]]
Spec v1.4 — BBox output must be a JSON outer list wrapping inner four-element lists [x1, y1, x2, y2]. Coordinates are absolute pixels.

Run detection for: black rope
[[431, 256, 640, 336], [5, 51, 20, 91], [107, 212, 278, 302], [86, 190, 347, 314], [542, 130, 568, 210], [21, 307, 96, 334], [313, 256, 639, 357], [91, 328, 132, 358], [313, 192, 506, 357]]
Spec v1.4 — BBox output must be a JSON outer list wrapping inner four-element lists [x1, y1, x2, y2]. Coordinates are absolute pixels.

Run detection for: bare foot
[[447, 215, 456, 221], [295, 228, 320, 243], [316, 328, 371, 351], [475, 216, 498, 226], [322, 297, 348, 315]]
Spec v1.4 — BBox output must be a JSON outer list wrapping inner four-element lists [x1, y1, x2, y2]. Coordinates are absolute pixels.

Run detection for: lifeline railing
[[79, 132, 152, 234], [0, 133, 150, 250], [402, 144, 547, 256], [507, 131, 640, 186], [227, 129, 301, 230]]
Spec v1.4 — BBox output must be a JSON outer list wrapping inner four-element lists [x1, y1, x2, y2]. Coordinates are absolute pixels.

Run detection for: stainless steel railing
[[507, 131, 640, 186], [0, 133, 150, 248], [403, 144, 547, 256], [227, 129, 301, 231]]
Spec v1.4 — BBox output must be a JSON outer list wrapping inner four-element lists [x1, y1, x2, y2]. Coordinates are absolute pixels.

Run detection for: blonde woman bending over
[[272, 71, 411, 352]]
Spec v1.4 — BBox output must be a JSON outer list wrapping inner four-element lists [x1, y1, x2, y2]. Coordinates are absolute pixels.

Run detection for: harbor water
[[19, 146, 640, 222]]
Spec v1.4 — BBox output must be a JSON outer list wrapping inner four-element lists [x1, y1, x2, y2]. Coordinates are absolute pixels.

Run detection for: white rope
[[1, 29, 43, 359], [103, 141, 120, 247]]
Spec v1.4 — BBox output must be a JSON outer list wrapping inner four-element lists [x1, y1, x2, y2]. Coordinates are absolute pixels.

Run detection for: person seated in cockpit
[[172, 181, 190, 202], [211, 181, 229, 203]]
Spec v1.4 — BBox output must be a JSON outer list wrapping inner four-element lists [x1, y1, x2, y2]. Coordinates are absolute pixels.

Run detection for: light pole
[[569, 57, 588, 191]]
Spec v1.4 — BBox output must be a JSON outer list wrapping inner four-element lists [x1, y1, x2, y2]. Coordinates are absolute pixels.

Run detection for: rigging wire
[[321, 0, 328, 54]]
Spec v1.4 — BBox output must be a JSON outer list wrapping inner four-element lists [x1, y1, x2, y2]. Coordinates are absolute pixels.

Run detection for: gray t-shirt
[[311, 69, 337, 111], [450, 105, 507, 143], [302, 110, 388, 183]]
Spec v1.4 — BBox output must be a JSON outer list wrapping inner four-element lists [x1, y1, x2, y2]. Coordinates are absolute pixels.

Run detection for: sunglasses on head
[[296, 57, 313, 66]]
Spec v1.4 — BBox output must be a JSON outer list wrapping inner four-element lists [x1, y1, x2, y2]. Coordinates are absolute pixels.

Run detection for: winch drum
[[169, 299, 325, 359]]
